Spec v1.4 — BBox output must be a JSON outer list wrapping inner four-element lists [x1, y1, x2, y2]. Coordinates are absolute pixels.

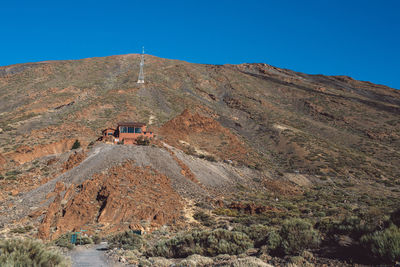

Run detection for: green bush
[[279, 218, 320, 255], [330, 216, 363, 237], [317, 215, 380, 240], [390, 208, 400, 227], [360, 224, 400, 263], [136, 136, 150, 146], [5, 170, 21, 180], [233, 224, 281, 250], [151, 228, 252, 258], [213, 208, 238, 217], [5, 170, 21, 176], [87, 141, 96, 148], [246, 224, 272, 247], [78, 236, 93, 245], [71, 140, 81, 150], [92, 234, 101, 244], [10, 225, 34, 234], [54, 234, 74, 250], [204, 155, 216, 162], [193, 211, 215, 227], [198, 154, 217, 162], [107, 231, 143, 250], [54, 233, 93, 249], [0, 238, 68, 267], [262, 230, 281, 253]]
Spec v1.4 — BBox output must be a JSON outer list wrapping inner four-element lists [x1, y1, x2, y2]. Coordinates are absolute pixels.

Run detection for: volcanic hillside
[[0, 54, 400, 243]]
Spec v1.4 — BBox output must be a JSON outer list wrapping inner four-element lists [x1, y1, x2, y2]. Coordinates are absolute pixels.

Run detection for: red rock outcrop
[[163, 145, 202, 186], [62, 150, 86, 172], [161, 109, 228, 135], [38, 161, 183, 240], [159, 109, 257, 165]]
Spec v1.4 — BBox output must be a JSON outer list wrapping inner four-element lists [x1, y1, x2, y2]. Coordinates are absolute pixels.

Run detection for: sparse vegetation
[[10, 225, 34, 234], [87, 140, 96, 149], [213, 208, 238, 217], [5, 170, 21, 178], [234, 224, 281, 251], [92, 234, 101, 244], [0, 238, 68, 266], [54, 234, 73, 249], [390, 208, 400, 227], [108, 230, 144, 250], [193, 211, 215, 227], [278, 219, 320, 255], [136, 136, 150, 146], [54, 233, 93, 249], [150, 229, 252, 258], [360, 224, 400, 263], [199, 154, 217, 162]]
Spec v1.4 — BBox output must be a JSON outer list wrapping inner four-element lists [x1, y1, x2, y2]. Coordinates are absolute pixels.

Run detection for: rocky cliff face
[[38, 161, 183, 240]]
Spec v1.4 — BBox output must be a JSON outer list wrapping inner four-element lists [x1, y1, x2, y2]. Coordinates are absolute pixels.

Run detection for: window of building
[[108, 132, 113, 135], [120, 126, 128, 133], [135, 128, 142, 133]]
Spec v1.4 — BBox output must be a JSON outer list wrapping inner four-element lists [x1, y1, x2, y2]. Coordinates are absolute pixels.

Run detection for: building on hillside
[[101, 122, 153, 145], [102, 128, 116, 137]]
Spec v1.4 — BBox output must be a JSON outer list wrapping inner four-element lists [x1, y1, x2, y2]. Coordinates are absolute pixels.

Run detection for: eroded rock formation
[[38, 161, 183, 240]]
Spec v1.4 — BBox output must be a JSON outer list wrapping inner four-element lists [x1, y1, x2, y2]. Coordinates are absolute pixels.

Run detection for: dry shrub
[[0, 238, 68, 267], [151, 228, 252, 258], [360, 224, 400, 263], [108, 231, 144, 250], [279, 218, 320, 255]]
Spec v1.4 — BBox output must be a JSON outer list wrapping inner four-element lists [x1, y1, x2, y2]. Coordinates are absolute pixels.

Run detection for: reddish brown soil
[[159, 109, 258, 165], [28, 123, 96, 143], [0, 153, 6, 171], [38, 161, 183, 240], [262, 178, 302, 196], [7, 139, 78, 164]]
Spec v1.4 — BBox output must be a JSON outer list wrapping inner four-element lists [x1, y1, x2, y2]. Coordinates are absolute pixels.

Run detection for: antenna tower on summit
[[137, 46, 145, 84]]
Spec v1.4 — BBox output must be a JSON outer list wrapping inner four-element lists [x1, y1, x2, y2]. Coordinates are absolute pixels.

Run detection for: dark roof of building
[[117, 122, 146, 127]]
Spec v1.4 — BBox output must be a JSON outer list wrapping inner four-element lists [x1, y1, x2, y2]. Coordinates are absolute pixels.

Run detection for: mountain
[[0, 54, 399, 265]]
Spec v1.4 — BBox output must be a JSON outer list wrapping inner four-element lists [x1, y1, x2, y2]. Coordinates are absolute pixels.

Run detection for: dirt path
[[68, 242, 121, 267]]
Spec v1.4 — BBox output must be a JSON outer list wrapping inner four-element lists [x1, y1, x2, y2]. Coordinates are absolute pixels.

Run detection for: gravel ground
[[168, 143, 259, 188], [68, 242, 123, 267]]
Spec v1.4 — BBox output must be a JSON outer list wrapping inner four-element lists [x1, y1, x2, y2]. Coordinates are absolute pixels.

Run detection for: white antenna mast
[[137, 46, 145, 84]]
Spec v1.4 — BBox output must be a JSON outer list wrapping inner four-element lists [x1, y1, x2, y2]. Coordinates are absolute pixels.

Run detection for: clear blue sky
[[1, 0, 399, 89]]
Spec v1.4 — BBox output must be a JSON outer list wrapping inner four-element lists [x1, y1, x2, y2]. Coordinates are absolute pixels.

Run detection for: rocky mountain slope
[[1, 55, 399, 178], [0, 54, 400, 265]]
